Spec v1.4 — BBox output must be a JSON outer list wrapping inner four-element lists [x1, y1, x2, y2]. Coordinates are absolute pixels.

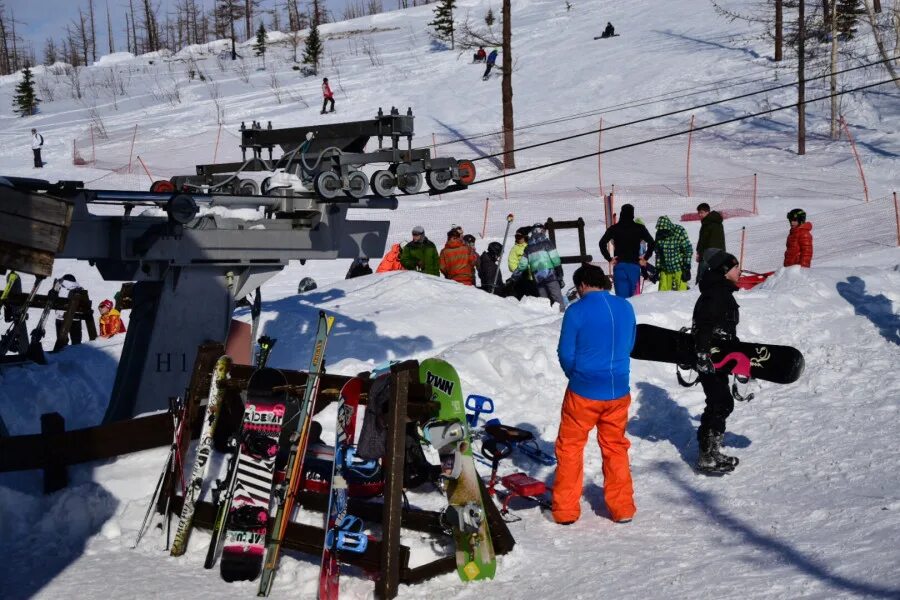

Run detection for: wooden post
[[41, 412, 68, 494], [894, 192, 899, 247], [839, 116, 870, 202], [377, 362, 413, 600], [739, 227, 746, 269], [775, 0, 783, 61], [686, 114, 695, 196], [481, 197, 490, 239]]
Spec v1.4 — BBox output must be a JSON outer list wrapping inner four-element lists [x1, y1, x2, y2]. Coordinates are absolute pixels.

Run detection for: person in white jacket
[[31, 128, 44, 168]]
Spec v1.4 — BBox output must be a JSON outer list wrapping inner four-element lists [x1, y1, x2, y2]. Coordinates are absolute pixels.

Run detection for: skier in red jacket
[[321, 78, 335, 114], [783, 208, 813, 268]]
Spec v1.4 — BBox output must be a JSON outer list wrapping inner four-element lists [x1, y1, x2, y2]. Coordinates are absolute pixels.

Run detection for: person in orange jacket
[[784, 208, 813, 268], [553, 263, 636, 525], [439, 228, 477, 285], [376, 242, 406, 273], [98, 299, 127, 338]]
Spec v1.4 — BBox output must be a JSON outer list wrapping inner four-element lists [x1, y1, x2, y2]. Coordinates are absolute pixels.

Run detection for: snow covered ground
[[1, 0, 899, 598]]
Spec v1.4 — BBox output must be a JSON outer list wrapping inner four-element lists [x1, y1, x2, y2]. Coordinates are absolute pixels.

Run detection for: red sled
[[736, 270, 774, 290], [498, 473, 549, 514]]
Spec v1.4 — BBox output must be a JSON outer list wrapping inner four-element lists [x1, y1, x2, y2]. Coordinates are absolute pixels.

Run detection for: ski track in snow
[[1, 0, 899, 598]]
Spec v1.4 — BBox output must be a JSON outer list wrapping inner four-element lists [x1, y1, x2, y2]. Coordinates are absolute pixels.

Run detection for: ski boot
[[697, 430, 738, 474]]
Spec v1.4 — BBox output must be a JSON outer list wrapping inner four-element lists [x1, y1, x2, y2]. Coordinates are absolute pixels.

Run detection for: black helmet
[[787, 208, 806, 224], [487, 241, 503, 256], [297, 277, 318, 293], [704, 249, 739, 274]]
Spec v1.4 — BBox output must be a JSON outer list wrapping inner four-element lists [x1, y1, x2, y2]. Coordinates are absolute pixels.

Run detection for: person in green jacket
[[400, 225, 440, 276], [695, 203, 726, 283], [654, 215, 693, 291]]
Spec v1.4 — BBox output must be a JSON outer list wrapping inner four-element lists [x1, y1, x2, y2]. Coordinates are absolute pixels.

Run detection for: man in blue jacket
[[553, 262, 637, 525]]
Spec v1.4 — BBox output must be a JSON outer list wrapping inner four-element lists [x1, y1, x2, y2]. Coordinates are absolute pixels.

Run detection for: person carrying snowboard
[[483, 48, 498, 80], [321, 77, 335, 114], [598, 203, 655, 298], [692, 249, 742, 474], [654, 215, 693, 291], [695, 203, 725, 283], [554, 262, 636, 525], [783, 208, 813, 268]]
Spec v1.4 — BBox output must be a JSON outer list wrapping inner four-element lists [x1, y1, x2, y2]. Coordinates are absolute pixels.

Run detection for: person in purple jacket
[[553, 262, 637, 525]]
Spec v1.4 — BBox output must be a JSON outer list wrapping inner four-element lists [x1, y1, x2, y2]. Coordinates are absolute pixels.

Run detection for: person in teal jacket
[[400, 225, 440, 276], [654, 215, 693, 291], [514, 223, 565, 310]]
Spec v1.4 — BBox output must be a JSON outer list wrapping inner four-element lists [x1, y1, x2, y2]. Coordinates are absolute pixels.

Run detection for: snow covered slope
[[1, 0, 898, 598]]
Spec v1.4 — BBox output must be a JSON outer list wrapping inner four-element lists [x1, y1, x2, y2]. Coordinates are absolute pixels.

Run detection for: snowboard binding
[[324, 515, 369, 554], [227, 504, 269, 530], [440, 502, 484, 535]]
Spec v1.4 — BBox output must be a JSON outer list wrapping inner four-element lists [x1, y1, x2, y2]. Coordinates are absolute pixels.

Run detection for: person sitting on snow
[[601, 22, 616, 38], [98, 299, 127, 338], [473, 46, 486, 63]]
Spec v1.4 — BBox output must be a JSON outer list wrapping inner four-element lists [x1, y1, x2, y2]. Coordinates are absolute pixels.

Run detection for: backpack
[[37, 134, 44, 146]]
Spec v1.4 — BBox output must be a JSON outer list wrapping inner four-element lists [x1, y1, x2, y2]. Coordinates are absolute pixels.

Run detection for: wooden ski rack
[[0, 346, 516, 598]]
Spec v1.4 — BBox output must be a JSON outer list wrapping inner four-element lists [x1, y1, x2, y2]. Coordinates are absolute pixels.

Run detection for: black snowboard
[[631, 324, 804, 384], [594, 34, 620, 40]]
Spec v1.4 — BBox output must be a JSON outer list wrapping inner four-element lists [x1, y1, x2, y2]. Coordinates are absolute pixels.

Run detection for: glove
[[695, 352, 714, 375], [555, 266, 565, 282], [682, 268, 691, 283]]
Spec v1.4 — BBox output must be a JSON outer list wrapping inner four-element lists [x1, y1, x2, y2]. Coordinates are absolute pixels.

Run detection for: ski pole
[[491, 214, 515, 292]]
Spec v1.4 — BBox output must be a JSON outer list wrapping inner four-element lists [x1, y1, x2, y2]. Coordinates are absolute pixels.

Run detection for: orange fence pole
[[752, 173, 758, 215], [481, 197, 490, 239], [686, 114, 695, 197], [212, 124, 222, 164], [128, 124, 138, 170], [894, 192, 899, 247], [840, 115, 870, 203], [598, 117, 603, 197], [137, 156, 154, 186], [739, 227, 746, 268]]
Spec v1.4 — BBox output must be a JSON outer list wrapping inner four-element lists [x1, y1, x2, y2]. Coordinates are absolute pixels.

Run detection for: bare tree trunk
[[775, 0, 783, 61], [873, 0, 880, 12], [89, 0, 97, 62], [79, 9, 90, 66], [862, 0, 900, 89], [798, 0, 806, 156], [142, 0, 157, 52], [129, 0, 138, 54], [822, 0, 830, 29], [0, 10, 10, 75], [245, 0, 252, 41], [501, 0, 514, 169], [107, 3, 115, 54], [830, 0, 838, 139]]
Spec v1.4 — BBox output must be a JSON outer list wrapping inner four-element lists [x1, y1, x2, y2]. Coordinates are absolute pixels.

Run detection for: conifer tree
[[302, 18, 323, 72], [429, 0, 456, 49], [254, 22, 267, 67], [836, 0, 861, 38], [13, 66, 40, 117]]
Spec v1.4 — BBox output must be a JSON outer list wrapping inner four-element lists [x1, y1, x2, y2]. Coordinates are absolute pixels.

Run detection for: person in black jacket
[[345, 256, 373, 279], [477, 241, 504, 294], [695, 203, 726, 283], [598, 203, 655, 298], [692, 249, 741, 474]]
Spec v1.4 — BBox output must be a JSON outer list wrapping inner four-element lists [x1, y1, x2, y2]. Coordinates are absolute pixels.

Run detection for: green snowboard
[[419, 358, 496, 582]]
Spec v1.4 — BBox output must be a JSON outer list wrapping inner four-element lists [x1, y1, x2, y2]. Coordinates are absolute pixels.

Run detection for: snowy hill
[[1, 0, 899, 598]]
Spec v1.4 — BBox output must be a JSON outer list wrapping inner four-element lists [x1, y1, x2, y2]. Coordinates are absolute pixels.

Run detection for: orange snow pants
[[552, 389, 635, 523]]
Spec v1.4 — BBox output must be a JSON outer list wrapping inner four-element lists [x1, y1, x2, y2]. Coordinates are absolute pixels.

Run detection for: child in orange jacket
[[784, 208, 813, 268], [98, 299, 127, 338], [439, 229, 477, 285]]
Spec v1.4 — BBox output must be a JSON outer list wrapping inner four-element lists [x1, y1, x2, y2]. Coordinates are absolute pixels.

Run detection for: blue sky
[[10, 0, 363, 61]]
